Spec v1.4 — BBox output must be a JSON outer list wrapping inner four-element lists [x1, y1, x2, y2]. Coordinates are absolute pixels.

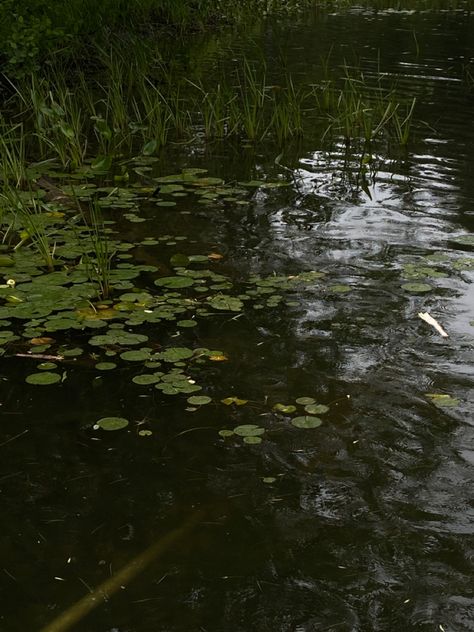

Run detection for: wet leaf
[[233, 424, 265, 437], [26, 371, 61, 385], [291, 415, 322, 429], [218, 429, 234, 438], [295, 397, 316, 405], [97, 416, 129, 431], [132, 373, 162, 385], [425, 393, 459, 407], [243, 436, 263, 445], [262, 477, 276, 484], [221, 396, 248, 406], [402, 283, 432, 293], [304, 404, 329, 415], [154, 276, 194, 289], [187, 395, 212, 405], [273, 403, 297, 414], [95, 362, 117, 371]]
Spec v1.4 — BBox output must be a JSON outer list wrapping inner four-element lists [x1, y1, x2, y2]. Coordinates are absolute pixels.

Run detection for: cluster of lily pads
[[218, 395, 330, 445], [400, 248, 474, 294]]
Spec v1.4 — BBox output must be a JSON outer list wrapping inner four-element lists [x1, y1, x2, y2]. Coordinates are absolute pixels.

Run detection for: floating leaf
[[219, 429, 234, 438], [177, 320, 197, 328], [95, 362, 117, 371], [97, 416, 129, 431], [402, 283, 432, 293], [37, 362, 57, 370], [158, 347, 194, 363], [425, 393, 459, 407], [207, 295, 243, 311], [187, 395, 212, 405], [26, 371, 61, 385], [120, 350, 150, 362], [295, 397, 316, 405], [262, 477, 276, 484], [132, 373, 162, 385], [328, 284, 351, 293], [138, 429, 153, 436], [243, 436, 263, 445], [221, 396, 248, 406], [154, 276, 194, 289], [233, 424, 265, 437], [273, 403, 297, 414], [304, 404, 329, 415], [291, 416, 322, 429]]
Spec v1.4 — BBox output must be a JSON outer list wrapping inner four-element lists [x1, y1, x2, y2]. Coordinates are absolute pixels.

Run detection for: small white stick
[[418, 312, 449, 337]]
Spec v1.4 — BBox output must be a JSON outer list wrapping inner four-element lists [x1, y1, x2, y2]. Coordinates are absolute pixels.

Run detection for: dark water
[[2, 6, 474, 632]]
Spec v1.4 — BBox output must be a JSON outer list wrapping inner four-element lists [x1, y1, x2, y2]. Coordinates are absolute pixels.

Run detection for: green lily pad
[[218, 429, 234, 438], [207, 295, 243, 312], [304, 404, 329, 415], [243, 436, 263, 445], [291, 416, 322, 429], [262, 477, 276, 483], [97, 416, 129, 431], [328, 284, 351, 293], [25, 371, 61, 385], [120, 349, 150, 362], [295, 397, 316, 405], [154, 276, 194, 289], [221, 397, 248, 406], [187, 395, 212, 405], [95, 362, 117, 371], [425, 393, 459, 407], [273, 403, 297, 414], [177, 320, 197, 328], [233, 424, 265, 437], [402, 283, 432, 293], [157, 347, 194, 363], [37, 362, 57, 370], [132, 373, 161, 385]]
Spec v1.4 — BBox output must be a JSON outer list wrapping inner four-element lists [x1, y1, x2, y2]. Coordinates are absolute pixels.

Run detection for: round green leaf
[[97, 417, 129, 431], [154, 276, 194, 289], [26, 371, 61, 385], [402, 283, 432, 293], [243, 436, 263, 445], [132, 374, 161, 385], [304, 404, 329, 415], [295, 397, 316, 405], [218, 429, 234, 438], [95, 362, 117, 371], [233, 424, 265, 437], [273, 403, 297, 414], [187, 395, 212, 405], [291, 416, 322, 429]]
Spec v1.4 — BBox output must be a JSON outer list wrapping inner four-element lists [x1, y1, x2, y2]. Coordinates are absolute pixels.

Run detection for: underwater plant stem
[[39, 509, 205, 632]]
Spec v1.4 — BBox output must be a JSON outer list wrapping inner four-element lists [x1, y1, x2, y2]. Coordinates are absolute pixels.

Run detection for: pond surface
[[1, 5, 474, 631]]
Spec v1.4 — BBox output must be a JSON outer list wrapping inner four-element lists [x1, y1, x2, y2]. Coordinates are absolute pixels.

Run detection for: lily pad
[[25, 371, 61, 385], [132, 374, 161, 385], [291, 415, 322, 429], [154, 276, 194, 289], [425, 393, 459, 407], [97, 416, 129, 431], [95, 362, 117, 371], [233, 424, 265, 437], [295, 397, 316, 405], [187, 395, 212, 405], [273, 403, 297, 414], [218, 429, 234, 438], [304, 404, 329, 415], [243, 436, 263, 445], [221, 396, 248, 406], [402, 283, 432, 293]]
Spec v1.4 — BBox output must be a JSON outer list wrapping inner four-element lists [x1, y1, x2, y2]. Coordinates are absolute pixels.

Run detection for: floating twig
[[418, 312, 449, 337]]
